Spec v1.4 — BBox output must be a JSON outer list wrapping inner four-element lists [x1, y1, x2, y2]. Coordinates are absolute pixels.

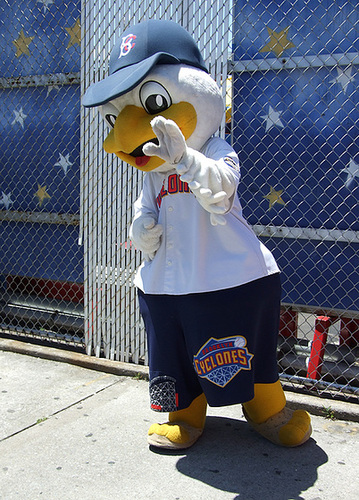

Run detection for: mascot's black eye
[[140, 81, 172, 115], [99, 102, 119, 128], [105, 114, 117, 127]]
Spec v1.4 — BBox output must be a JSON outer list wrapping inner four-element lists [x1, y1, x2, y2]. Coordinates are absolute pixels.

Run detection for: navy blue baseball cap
[[83, 19, 208, 107]]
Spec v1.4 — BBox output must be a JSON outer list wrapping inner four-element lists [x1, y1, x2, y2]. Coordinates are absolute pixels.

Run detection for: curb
[[285, 390, 359, 423], [0, 337, 149, 379], [1, 337, 358, 423]]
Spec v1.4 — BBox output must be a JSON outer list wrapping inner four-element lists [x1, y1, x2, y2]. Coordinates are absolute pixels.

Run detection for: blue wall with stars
[[233, 0, 359, 312], [0, 0, 82, 288]]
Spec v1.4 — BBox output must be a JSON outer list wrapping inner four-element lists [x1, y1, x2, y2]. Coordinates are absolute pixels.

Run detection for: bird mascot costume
[[83, 19, 312, 450]]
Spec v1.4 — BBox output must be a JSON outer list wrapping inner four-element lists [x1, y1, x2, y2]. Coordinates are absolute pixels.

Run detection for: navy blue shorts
[[138, 273, 281, 412]]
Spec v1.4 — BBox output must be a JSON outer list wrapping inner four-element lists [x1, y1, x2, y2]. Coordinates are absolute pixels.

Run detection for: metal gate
[[81, 0, 231, 362]]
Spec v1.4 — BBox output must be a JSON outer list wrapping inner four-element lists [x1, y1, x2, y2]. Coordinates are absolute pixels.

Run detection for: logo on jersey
[[118, 34, 137, 58], [193, 336, 253, 387], [156, 173, 191, 208], [224, 156, 239, 171]]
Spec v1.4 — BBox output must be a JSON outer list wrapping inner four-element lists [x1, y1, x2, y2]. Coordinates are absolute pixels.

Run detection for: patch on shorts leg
[[193, 336, 254, 387], [149, 376, 178, 412]]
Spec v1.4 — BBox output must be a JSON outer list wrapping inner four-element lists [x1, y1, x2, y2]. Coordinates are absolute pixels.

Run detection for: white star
[[54, 153, 73, 175], [37, 0, 54, 13], [0, 192, 13, 210], [331, 66, 356, 94], [12, 108, 27, 128], [341, 158, 359, 189], [261, 105, 284, 132], [46, 84, 60, 97]]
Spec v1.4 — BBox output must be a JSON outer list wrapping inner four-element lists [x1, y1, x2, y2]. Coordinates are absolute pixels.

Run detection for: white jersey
[[133, 137, 279, 294]]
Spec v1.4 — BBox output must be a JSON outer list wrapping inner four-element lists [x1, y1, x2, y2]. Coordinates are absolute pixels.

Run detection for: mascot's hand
[[129, 216, 163, 261], [176, 149, 236, 226], [143, 116, 237, 226], [143, 116, 186, 165]]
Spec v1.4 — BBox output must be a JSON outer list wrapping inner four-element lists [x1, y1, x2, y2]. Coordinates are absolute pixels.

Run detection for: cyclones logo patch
[[193, 336, 253, 387]]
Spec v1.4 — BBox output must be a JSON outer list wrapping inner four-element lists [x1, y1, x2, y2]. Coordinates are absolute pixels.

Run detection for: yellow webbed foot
[[243, 406, 312, 447], [278, 409, 312, 446], [148, 422, 203, 449], [148, 393, 207, 449]]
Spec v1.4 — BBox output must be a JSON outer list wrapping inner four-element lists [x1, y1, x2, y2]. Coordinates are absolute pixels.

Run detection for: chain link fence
[[1, 0, 358, 401], [231, 0, 359, 400], [0, 0, 84, 346]]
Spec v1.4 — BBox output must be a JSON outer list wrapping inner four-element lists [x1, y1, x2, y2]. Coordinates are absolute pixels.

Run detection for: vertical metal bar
[[95, 128, 102, 358], [81, 0, 89, 353], [307, 316, 334, 380]]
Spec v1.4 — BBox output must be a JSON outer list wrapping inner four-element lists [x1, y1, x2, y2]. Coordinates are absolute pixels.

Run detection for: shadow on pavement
[[175, 416, 328, 500]]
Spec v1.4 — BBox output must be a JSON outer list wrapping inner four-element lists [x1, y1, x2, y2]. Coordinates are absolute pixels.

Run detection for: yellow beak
[[103, 102, 197, 171]]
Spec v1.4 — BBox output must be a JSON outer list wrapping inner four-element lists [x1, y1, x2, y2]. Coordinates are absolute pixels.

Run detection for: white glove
[[176, 149, 236, 226], [129, 216, 163, 261], [142, 116, 186, 165], [143, 116, 237, 226]]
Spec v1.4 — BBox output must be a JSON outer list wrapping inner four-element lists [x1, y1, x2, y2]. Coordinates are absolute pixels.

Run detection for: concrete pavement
[[1, 339, 359, 500]]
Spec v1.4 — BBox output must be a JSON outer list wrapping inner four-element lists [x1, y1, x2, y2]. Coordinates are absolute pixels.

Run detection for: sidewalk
[[1, 339, 359, 500]]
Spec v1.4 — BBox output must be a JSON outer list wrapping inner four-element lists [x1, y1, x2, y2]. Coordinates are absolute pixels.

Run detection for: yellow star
[[65, 18, 81, 48], [264, 187, 286, 210], [35, 184, 51, 207], [260, 27, 295, 57], [13, 29, 35, 57]]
